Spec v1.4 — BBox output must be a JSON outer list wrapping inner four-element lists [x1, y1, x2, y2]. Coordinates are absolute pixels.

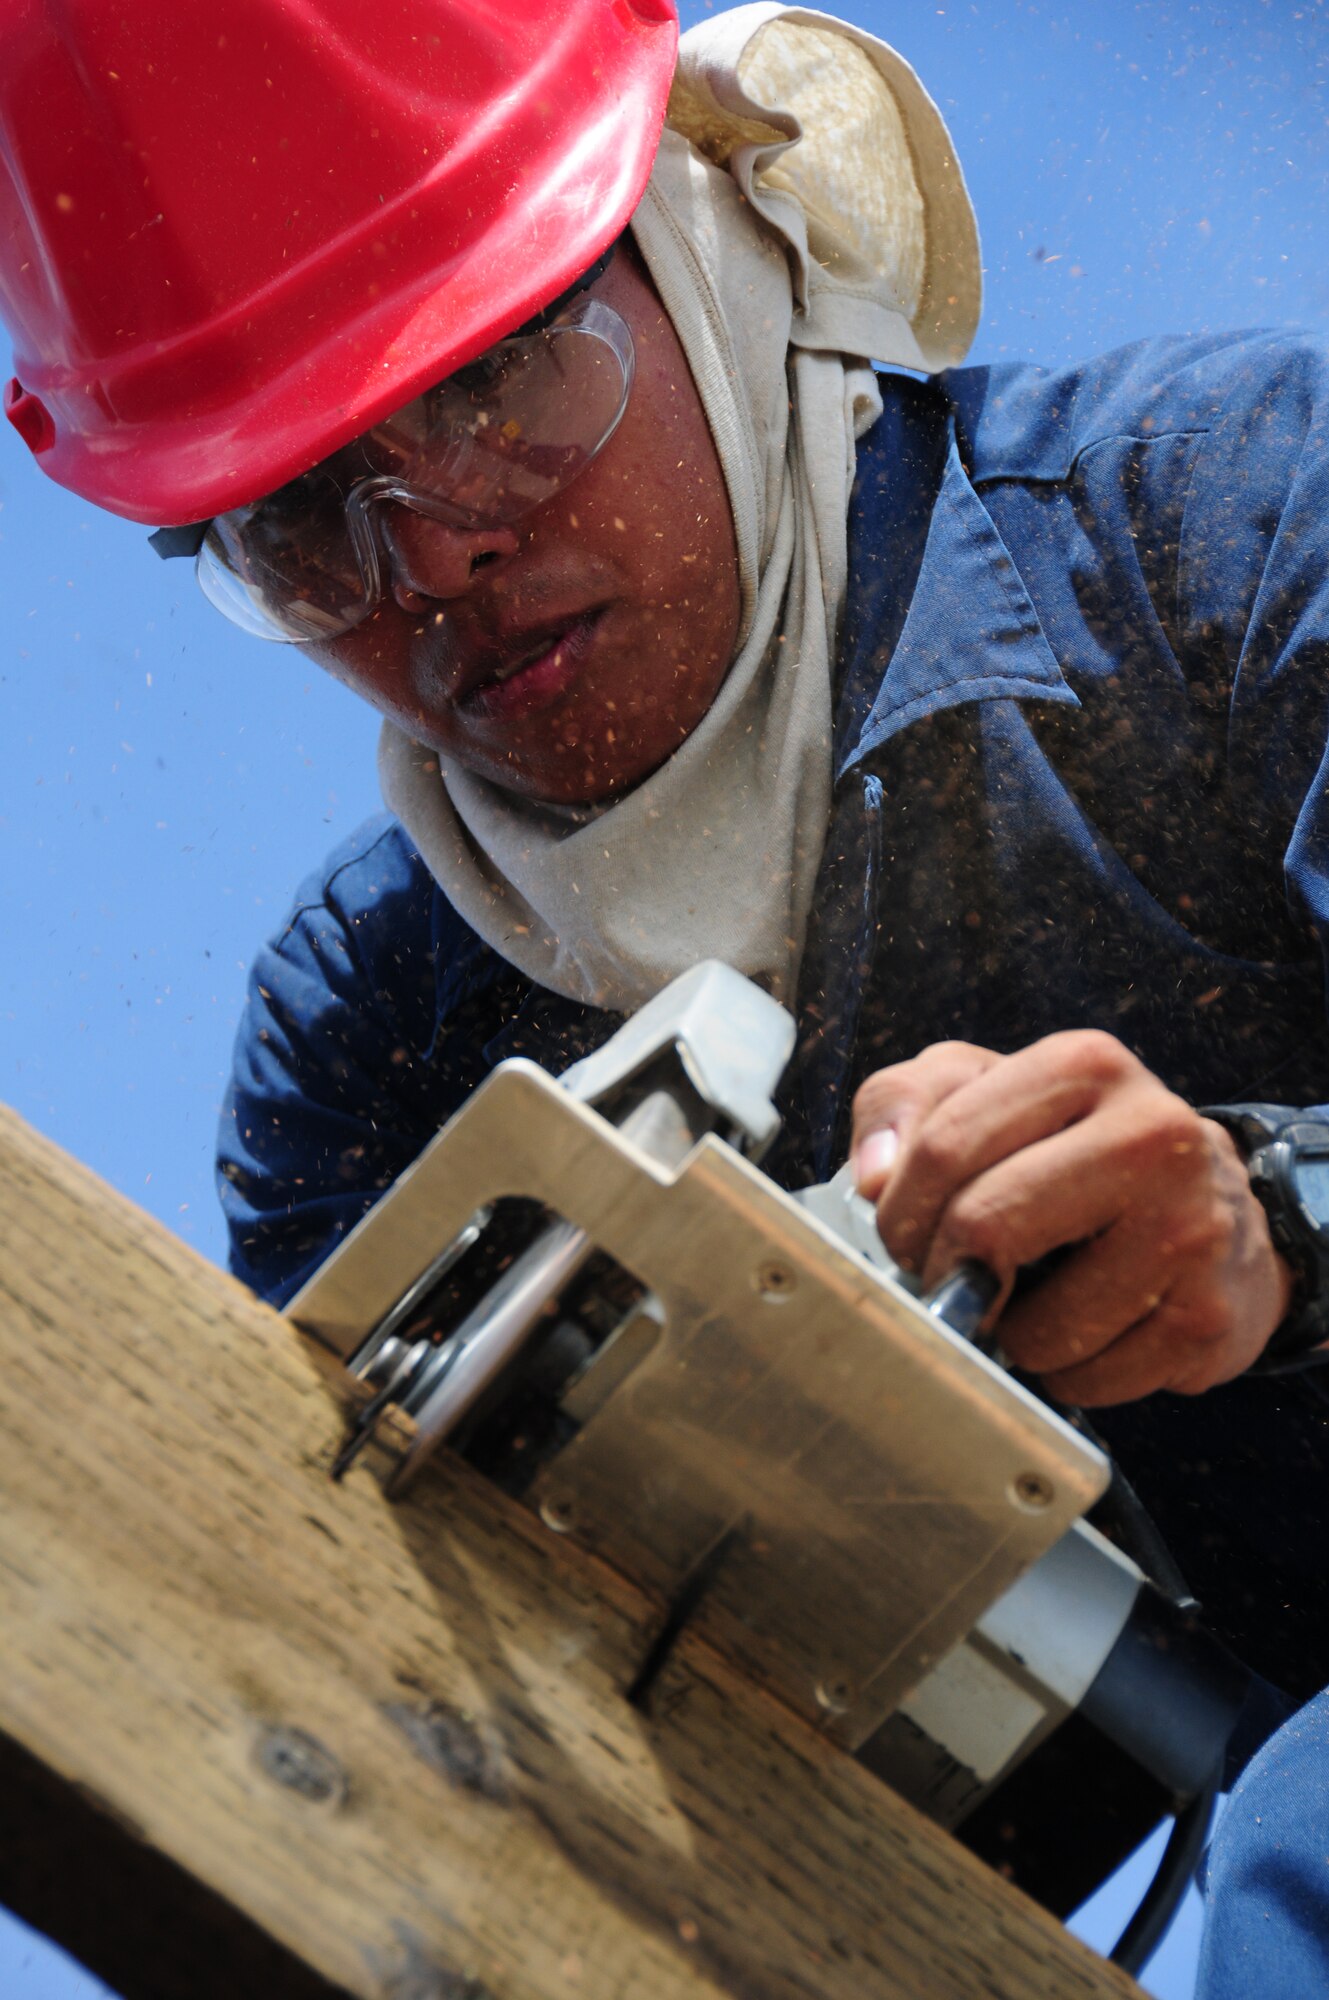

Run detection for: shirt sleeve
[[216, 817, 503, 1306]]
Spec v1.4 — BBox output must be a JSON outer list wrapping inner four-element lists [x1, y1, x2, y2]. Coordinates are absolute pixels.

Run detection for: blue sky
[[2, 2, 1327, 1994]]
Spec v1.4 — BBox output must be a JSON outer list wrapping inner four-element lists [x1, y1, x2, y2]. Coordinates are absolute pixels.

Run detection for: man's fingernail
[[854, 1128, 899, 1191]]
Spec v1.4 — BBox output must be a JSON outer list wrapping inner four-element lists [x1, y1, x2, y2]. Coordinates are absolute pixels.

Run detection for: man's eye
[[441, 352, 507, 401], [267, 462, 352, 522]]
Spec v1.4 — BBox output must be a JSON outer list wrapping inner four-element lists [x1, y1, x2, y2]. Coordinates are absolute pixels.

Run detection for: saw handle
[[922, 1261, 1002, 1350], [923, 1244, 1081, 1356]]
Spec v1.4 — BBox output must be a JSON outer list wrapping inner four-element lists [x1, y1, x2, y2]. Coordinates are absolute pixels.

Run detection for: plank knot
[[254, 1724, 349, 1806], [383, 1699, 508, 1802]]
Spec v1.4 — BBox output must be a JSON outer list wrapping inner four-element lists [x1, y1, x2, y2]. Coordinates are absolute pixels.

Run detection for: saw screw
[[754, 1260, 796, 1302], [1009, 1471, 1055, 1512], [539, 1495, 576, 1534], [814, 1675, 854, 1716]]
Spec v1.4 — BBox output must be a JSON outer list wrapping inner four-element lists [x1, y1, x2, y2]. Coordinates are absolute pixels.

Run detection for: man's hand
[[850, 1032, 1295, 1406]]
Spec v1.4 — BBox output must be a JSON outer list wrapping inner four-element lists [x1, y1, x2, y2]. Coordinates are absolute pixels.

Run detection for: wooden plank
[[0, 1104, 1141, 2000]]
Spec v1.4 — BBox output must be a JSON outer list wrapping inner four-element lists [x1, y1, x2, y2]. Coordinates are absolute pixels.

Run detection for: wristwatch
[[1202, 1102, 1329, 1373]]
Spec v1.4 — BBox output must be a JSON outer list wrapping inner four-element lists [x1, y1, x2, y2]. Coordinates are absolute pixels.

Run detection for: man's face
[[311, 242, 743, 804]]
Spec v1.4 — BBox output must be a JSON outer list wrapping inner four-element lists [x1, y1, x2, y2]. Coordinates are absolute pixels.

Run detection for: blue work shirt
[[219, 329, 1329, 1701]]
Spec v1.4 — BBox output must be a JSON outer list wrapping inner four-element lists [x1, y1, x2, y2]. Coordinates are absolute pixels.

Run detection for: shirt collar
[[837, 404, 1080, 776]]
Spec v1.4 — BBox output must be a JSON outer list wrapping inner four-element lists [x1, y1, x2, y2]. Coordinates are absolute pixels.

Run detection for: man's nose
[[381, 507, 520, 609]]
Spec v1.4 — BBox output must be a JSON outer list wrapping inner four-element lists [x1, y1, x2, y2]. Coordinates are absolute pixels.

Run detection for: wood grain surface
[[0, 1103, 1141, 2000]]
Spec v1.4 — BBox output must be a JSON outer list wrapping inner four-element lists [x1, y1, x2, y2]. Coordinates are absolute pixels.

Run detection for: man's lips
[[453, 611, 604, 723]]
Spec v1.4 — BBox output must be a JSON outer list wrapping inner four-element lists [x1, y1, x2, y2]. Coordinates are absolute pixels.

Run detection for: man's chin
[[436, 741, 660, 810]]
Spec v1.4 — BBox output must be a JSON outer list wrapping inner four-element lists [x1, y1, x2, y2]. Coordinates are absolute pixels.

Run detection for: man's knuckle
[[1150, 1099, 1206, 1153], [1114, 1098, 1207, 1181], [910, 1114, 968, 1183], [1178, 1292, 1232, 1349], [852, 1071, 904, 1130], [1206, 1198, 1239, 1259], [1170, 1366, 1221, 1399], [946, 1193, 1010, 1267], [1169, 1322, 1240, 1391], [931, 1040, 980, 1066], [1171, 1196, 1238, 1263], [1049, 1027, 1134, 1085], [1201, 1118, 1245, 1169]]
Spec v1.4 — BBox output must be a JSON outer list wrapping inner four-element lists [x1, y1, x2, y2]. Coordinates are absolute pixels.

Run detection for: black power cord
[[1109, 1771, 1220, 1976], [1045, 1400, 1224, 1968], [1069, 1409, 1221, 1976]]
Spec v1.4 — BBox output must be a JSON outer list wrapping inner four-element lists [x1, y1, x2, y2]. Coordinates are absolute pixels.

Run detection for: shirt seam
[[275, 816, 408, 943], [969, 423, 1212, 490]]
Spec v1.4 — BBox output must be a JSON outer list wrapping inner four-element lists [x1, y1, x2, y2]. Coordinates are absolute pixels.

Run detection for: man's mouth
[[457, 612, 603, 723]]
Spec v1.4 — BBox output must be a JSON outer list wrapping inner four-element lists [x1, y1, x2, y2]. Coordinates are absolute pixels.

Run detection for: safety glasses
[[191, 295, 635, 644]]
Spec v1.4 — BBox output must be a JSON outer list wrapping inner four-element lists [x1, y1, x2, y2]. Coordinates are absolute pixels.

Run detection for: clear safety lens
[[197, 297, 635, 644]]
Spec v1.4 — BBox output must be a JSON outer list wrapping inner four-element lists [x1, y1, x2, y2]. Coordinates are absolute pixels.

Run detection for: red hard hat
[[0, 0, 677, 524]]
